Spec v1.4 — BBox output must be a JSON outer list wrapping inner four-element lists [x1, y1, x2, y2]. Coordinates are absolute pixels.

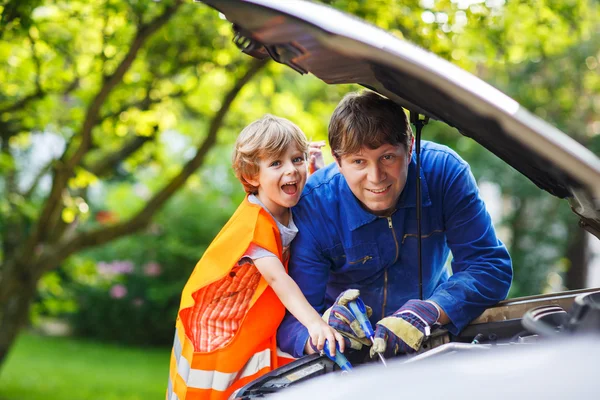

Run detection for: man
[[277, 91, 512, 359]]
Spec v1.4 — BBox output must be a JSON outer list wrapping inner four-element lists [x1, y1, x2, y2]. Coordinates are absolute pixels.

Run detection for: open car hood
[[199, 0, 600, 237]]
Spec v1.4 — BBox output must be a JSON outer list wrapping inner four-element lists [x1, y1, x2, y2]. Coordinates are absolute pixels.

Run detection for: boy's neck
[[274, 208, 290, 226], [252, 194, 291, 226]]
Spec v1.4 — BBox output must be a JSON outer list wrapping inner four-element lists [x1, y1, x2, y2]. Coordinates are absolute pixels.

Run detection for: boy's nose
[[284, 161, 298, 175]]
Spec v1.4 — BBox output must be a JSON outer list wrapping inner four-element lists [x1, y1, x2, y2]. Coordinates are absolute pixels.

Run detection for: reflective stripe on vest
[[276, 347, 294, 360], [171, 328, 271, 392], [167, 377, 179, 400]]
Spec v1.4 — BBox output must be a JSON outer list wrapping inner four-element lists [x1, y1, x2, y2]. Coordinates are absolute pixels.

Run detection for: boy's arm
[[255, 256, 344, 355], [276, 216, 332, 357], [254, 257, 324, 332]]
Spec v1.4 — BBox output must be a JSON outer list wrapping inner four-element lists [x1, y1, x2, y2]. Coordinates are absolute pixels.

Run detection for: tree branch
[[1, 134, 17, 197], [68, 0, 183, 171], [1, 137, 23, 261], [0, 29, 44, 116], [22, 0, 183, 258], [0, 90, 44, 116], [23, 160, 54, 199], [97, 88, 186, 124], [85, 130, 157, 177], [38, 58, 268, 270], [50, 128, 158, 243]]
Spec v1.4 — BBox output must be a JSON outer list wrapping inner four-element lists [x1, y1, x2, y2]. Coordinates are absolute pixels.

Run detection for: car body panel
[[268, 336, 600, 400]]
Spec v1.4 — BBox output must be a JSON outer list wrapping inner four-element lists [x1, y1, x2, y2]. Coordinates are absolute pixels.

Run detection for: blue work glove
[[322, 289, 373, 351], [371, 299, 439, 358]]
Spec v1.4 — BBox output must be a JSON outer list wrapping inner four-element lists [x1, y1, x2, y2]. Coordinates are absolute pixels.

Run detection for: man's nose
[[367, 164, 385, 183]]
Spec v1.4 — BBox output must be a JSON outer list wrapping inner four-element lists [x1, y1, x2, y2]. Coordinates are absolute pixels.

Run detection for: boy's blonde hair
[[232, 114, 309, 194]]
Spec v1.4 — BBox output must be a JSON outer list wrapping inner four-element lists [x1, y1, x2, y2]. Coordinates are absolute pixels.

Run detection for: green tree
[[0, 0, 269, 367]]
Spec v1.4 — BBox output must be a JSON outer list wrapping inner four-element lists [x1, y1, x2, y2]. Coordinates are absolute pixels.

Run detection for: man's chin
[[362, 201, 395, 216]]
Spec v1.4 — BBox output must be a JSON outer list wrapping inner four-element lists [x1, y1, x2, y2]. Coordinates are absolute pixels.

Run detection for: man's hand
[[321, 289, 373, 351], [370, 299, 439, 358]]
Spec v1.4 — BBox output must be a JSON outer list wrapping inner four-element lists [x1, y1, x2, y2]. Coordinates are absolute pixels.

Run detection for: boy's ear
[[244, 173, 259, 188]]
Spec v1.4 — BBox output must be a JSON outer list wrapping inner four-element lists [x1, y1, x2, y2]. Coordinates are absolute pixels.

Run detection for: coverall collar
[[341, 154, 432, 231]]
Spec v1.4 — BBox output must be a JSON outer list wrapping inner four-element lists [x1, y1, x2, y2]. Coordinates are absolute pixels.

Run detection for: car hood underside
[[199, 0, 600, 236]]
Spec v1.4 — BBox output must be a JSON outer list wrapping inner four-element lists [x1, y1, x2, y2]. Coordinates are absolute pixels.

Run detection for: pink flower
[[110, 284, 127, 299], [143, 262, 162, 277], [97, 261, 112, 276], [112, 260, 134, 274], [97, 260, 134, 276]]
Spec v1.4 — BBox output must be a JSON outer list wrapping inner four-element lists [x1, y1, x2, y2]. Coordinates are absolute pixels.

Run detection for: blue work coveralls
[[277, 141, 513, 358]]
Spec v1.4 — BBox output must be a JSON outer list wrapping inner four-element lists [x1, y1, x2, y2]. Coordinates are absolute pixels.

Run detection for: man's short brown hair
[[232, 114, 308, 194], [328, 91, 413, 158]]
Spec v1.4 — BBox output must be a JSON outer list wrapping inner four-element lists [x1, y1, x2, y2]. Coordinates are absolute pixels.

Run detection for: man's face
[[337, 142, 412, 216]]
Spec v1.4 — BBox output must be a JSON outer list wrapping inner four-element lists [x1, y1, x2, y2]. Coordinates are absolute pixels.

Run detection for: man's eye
[[381, 154, 396, 165], [269, 160, 281, 167]]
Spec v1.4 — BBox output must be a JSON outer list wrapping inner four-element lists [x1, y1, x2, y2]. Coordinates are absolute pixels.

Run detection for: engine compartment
[[233, 288, 600, 399]]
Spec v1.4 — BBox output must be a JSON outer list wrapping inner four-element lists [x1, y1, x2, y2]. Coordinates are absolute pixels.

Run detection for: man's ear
[[331, 150, 342, 167]]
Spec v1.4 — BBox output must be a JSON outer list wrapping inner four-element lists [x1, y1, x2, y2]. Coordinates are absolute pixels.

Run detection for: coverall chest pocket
[[329, 242, 380, 274]]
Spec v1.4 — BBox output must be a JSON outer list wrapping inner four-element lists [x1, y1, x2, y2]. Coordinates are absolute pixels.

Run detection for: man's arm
[[428, 161, 513, 334], [276, 215, 332, 358]]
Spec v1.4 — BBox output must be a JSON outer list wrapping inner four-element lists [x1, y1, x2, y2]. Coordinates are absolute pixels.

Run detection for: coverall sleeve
[[428, 162, 513, 334], [276, 212, 332, 358]]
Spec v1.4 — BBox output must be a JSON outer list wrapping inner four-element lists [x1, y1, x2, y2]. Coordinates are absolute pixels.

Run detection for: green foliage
[[0, 333, 168, 400], [64, 178, 242, 346]]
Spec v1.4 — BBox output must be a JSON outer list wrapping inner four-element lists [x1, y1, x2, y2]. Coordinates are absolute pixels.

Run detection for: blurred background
[[0, 0, 599, 398]]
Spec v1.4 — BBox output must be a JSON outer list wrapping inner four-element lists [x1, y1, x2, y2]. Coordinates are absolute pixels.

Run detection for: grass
[[0, 332, 170, 400]]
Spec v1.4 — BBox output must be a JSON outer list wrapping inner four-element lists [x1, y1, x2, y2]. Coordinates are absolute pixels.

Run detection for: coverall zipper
[[349, 255, 373, 265], [383, 216, 400, 318]]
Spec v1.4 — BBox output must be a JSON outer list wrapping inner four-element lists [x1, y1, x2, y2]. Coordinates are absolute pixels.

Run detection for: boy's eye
[[293, 156, 304, 163], [269, 160, 281, 167], [352, 159, 364, 165]]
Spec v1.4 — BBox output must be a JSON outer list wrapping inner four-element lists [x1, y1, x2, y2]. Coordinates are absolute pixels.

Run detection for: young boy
[[167, 115, 344, 400]]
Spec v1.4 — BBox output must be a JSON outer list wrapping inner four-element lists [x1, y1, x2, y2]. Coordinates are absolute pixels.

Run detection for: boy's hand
[[308, 141, 326, 174], [306, 319, 345, 356]]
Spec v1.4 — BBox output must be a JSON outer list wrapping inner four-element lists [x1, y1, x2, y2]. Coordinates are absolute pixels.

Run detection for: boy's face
[[247, 144, 307, 221], [336, 142, 412, 216]]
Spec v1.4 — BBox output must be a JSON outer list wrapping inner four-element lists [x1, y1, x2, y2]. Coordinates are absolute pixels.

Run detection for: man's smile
[[367, 185, 391, 194]]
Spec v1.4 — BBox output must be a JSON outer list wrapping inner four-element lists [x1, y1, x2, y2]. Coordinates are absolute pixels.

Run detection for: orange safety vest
[[167, 197, 295, 400]]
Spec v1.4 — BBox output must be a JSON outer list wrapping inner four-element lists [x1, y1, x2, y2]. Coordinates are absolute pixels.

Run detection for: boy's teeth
[[281, 182, 298, 195]]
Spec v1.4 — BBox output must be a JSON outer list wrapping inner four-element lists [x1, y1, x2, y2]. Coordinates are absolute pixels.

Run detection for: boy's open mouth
[[281, 181, 298, 195]]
